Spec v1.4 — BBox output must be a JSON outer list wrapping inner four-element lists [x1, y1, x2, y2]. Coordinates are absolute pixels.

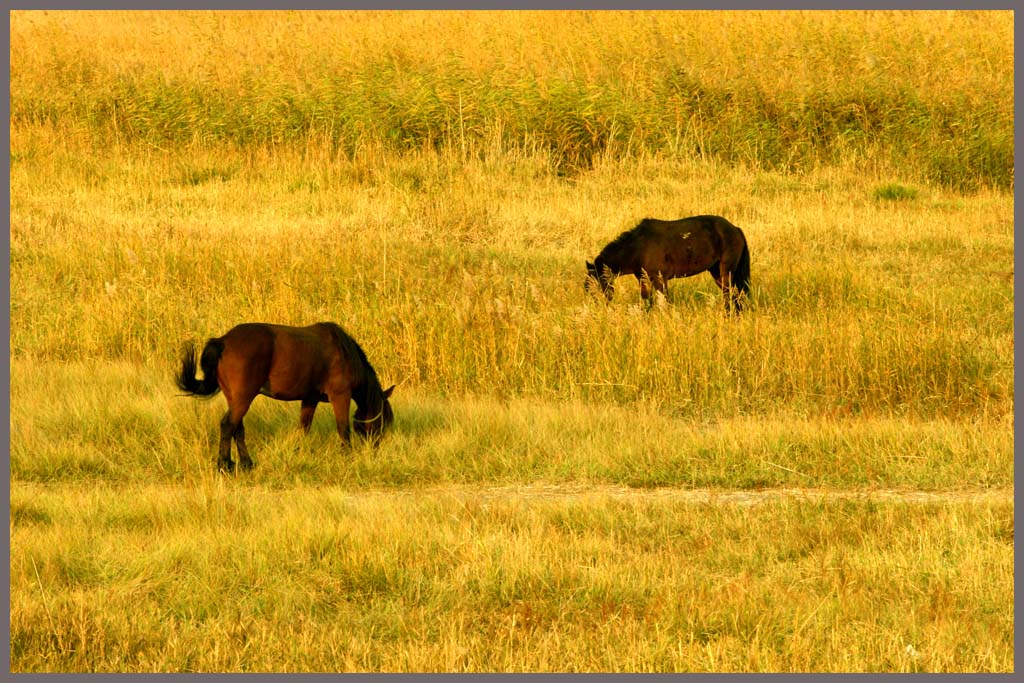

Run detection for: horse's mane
[[597, 218, 657, 261], [318, 321, 386, 402]]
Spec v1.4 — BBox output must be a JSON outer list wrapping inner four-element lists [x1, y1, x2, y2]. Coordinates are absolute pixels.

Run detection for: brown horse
[[176, 322, 395, 472], [586, 215, 751, 311]]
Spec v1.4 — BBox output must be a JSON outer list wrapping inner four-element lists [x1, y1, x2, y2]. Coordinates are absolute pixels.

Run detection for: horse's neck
[[352, 373, 380, 409], [598, 242, 629, 268], [352, 379, 369, 407], [596, 251, 625, 276]]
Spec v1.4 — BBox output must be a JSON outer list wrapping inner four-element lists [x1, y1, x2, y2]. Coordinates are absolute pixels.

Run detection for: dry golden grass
[[11, 482, 1014, 672], [9, 10, 1014, 672]]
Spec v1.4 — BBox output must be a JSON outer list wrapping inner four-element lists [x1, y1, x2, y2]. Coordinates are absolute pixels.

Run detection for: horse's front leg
[[594, 274, 615, 301], [299, 399, 318, 433], [637, 269, 653, 303], [653, 271, 668, 303], [638, 269, 667, 308], [327, 390, 353, 445], [599, 265, 616, 302]]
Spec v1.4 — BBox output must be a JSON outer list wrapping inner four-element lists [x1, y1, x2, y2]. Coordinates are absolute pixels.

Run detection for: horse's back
[[650, 215, 738, 234], [214, 323, 345, 399], [220, 322, 332, 348], [654, 215, 745, 254]]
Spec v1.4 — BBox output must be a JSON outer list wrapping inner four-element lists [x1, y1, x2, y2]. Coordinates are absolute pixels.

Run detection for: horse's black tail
[[734, 231, 751, 297], [176, 339, 224, 398]]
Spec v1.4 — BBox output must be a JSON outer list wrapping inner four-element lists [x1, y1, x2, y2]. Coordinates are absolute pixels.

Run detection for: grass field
[[8, 10, 1015, 672], [10, 482, 1013, 672]]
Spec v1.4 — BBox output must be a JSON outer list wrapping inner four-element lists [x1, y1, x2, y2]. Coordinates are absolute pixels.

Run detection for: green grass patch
[[873, 183, 919, 202], [177, 164, 237, 186]]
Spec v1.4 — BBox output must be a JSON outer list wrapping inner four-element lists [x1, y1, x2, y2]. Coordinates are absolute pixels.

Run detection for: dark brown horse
[[176, 322, 395, 472], [586, 215, 751, 311]]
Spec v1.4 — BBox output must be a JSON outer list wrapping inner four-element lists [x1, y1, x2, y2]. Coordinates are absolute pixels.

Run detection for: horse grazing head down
[[585, 215, 750, 311], [176, 321, 397, 473], [353, 384, 395, 441]]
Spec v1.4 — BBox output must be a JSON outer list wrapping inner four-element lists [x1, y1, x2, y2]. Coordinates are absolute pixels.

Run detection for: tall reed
[[10, 10, 1014, 190]]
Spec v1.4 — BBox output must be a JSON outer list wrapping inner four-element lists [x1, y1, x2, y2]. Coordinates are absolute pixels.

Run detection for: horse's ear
[[382, 384, 395, 399]]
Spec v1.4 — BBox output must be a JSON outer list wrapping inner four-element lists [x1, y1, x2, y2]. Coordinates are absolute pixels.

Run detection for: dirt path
[[367, 484, 1014, 506], [10, 481, 1012, 509]]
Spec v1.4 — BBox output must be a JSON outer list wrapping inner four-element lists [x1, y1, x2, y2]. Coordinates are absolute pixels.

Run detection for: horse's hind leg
[[219, 394, 257, 472], [233, 421, 254, 471], [218, 411, 236, 473], [719, 271, 735, 312], [724, 271, 744, 312], [711, 265, 741, 313], [716, 239, 747, 313]]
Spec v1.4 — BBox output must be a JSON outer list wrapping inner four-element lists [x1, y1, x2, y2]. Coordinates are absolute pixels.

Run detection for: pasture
[[8, 10, 1014, 672]]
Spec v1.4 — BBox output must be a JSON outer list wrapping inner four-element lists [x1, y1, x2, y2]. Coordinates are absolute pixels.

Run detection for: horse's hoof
[[218, 460, 235, 474]]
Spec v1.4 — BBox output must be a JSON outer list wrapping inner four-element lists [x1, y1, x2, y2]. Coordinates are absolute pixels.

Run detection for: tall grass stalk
[[10, 10, 1014, 190]]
